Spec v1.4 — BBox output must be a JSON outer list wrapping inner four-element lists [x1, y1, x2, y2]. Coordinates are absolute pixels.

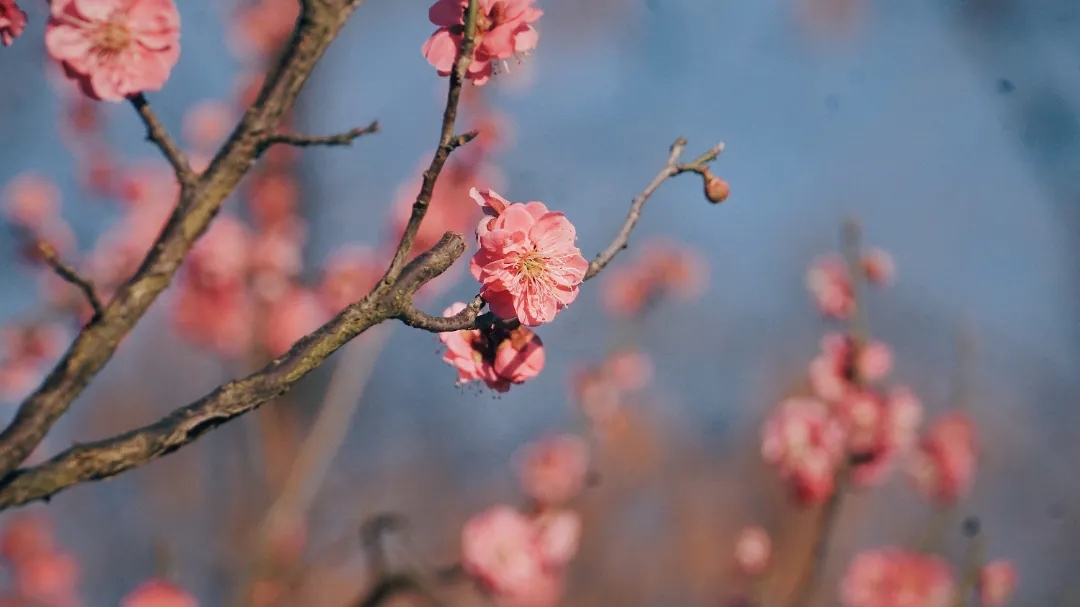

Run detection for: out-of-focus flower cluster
[[460, 433, 588, 606]]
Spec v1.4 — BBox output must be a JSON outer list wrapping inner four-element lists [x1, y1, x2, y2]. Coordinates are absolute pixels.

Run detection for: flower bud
[[702, 170, 730, 204]]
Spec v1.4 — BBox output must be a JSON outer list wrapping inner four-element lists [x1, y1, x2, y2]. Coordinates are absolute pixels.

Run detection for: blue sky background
[[1, 0, 1079, 603]]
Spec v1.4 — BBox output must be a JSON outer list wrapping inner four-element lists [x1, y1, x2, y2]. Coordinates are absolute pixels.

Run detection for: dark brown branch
[[0, 235, 466, 509], [129, 93, 196, 186], [34, 240, 104, 322], [260, 119, 380, 152], [0, 3, 362, 482], [396, 137, 726, 333], [380, 0, 480, 284]]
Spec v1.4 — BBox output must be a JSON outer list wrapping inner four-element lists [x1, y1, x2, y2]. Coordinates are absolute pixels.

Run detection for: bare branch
[[129, 93, 196, 187], [259, 120, 380, 153], [585, 138, 725, 280], [380, 0, 480, 284], [0, 4, 363, 482], [0, 234, 467, 509], [34, 240, 104, 323]]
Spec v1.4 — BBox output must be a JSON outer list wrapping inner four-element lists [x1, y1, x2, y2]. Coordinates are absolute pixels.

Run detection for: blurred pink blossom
[[2, 174, 61, 232], [600, 239, 708, 319], [184, 214, 250, 290], [861, 248, 895, 286], [907, 411, 978, 504], [837, 387, 922, 487], [182, 99, 236, 152], [533, 510, 582, 568], [318, 244, 382, 313], [978, 560, 1018, 606], [461, 505, 565, 606], [840, 548, 955, 607], [733, 526, 771, 576], [515, 434, 590, 507], [808, 333, 893, 403], [261, 287, 329, 357], [172, 283, 255, 358], [120, 579, 198, 607], [806, 253, 854, 319], [0, 0, 25, 46], [760, 397, 846, 505]]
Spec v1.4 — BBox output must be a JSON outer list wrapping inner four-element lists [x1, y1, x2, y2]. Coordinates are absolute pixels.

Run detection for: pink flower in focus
[[806, 253, 854, 319], [261, 287, 329, 357], [978, 560, 1018, 606], [0, 0, 26, 46], [2, 174, 61, 232], [862, 248, 895, 286], [121, 579, 198, 607], [461, 505, 564, 606], [318, 244, 382, 313], [422, 0, 543, 86], [493, 325, 545, 384], [734, 526, 771, 576], [515, 434, 590, 507], [760, 397, 846, 505], [470, 188, 588, 326], [437, 303, 545, 392], [841, 548, 955, 607], [45, 0, 182, 102], [907, 411, 978, 504]]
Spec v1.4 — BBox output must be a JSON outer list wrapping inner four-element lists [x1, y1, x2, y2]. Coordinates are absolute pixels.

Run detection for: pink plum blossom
[[837, 387, 923, 487], [760, 397, 846, 505], [182, 99, 236, 152], [45, 0, 182, 102], [841, 548, 955, 607], [171, 283, 254, 359], [733, 526, 771, 576], [470, 188, 588, 326], [532, 510, 582, 568], [862, 248, 896, 286], [184, 214, 250, 290], [600, 239, 708, 318], [460, 505, 565, 606], [120, 579, 198, 607], [422, 0, 543, 86], [0, 0, 26, 46], [907, 411, 978, 504], [978, 560, 1018, 606], [438, 302, 545, 392], [515, 434, 590, 507], [808, 333, 893, 402]]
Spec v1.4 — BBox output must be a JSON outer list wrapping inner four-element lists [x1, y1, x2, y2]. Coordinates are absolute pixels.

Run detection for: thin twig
[[129, 93, 196, 186], [586, 138, 724, 280], [34, 240, 104, 322], [395, 138, 726, 333], [260, 120, 380, 152], [380, 0, 480, 284]]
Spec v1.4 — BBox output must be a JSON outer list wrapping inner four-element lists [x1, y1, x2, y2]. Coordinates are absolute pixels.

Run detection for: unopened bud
[[702, 170, 730, 204]]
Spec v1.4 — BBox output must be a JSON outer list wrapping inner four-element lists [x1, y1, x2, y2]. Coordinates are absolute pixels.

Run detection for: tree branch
[[0, 3, 362, 482], [379, 0, 480, 284], [129, 93, 196, 187], [396, 137, 727, 333], [259, 120, 380, 153], [0, 234, 466, 509], [34, 240, 104, 323]]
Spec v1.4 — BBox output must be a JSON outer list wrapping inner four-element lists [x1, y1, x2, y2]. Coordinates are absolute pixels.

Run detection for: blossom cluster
[[461, 433, 588, 605]]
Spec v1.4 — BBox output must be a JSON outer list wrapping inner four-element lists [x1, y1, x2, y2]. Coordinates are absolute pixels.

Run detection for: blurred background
[[0, 0, 1078, 604]]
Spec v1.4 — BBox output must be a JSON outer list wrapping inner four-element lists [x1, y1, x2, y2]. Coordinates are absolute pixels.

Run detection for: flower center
[[476, 1, 508, 34], [94, 18, 131, 55], [518, 250, 546, 279]]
